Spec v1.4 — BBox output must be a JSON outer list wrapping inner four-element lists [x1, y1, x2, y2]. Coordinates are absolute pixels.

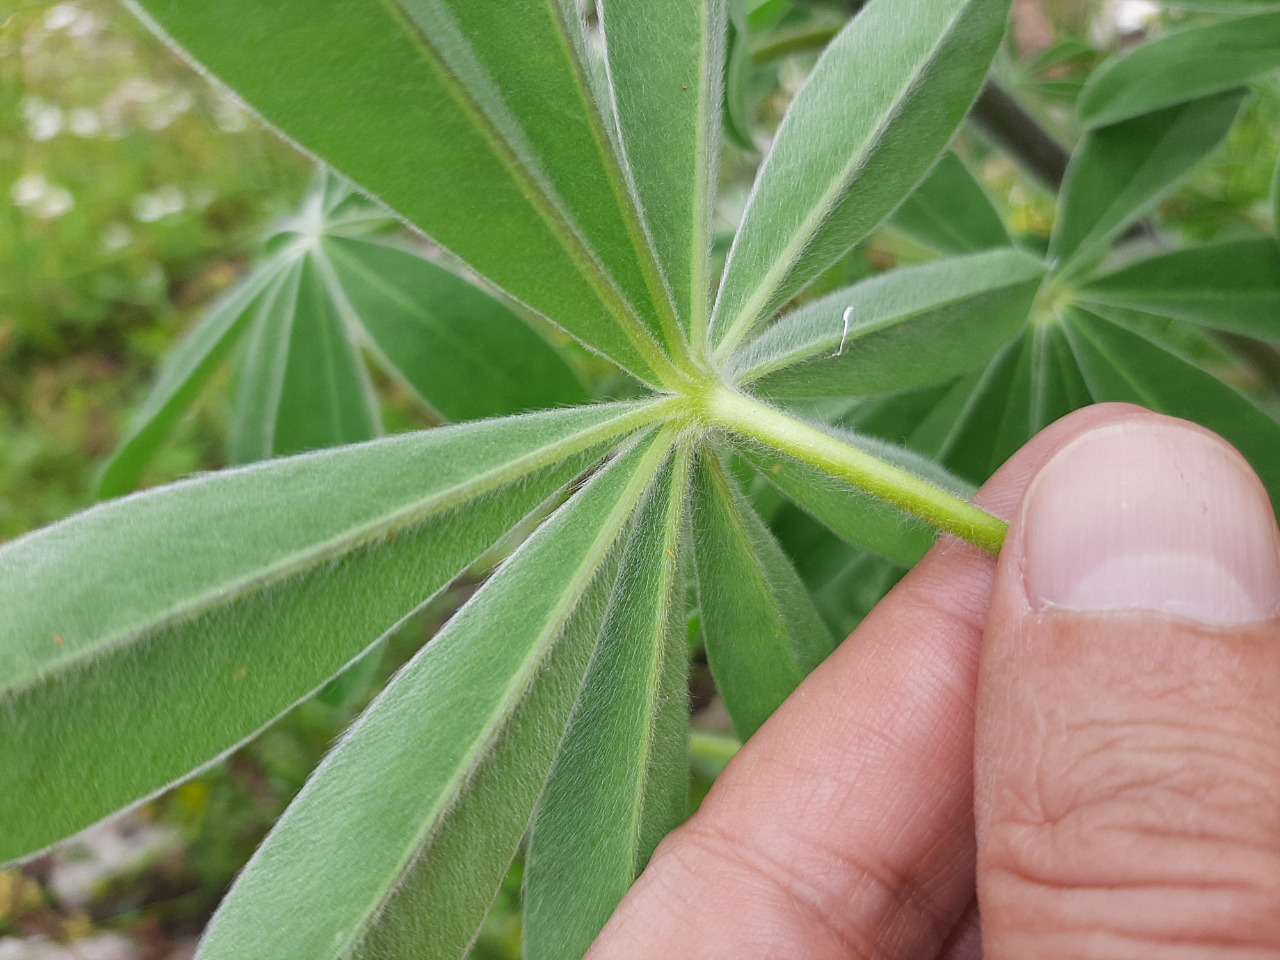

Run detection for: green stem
[[704, 386, 1008, 554]]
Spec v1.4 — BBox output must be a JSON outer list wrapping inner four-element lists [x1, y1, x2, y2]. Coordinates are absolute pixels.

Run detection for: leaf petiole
[[701, 385, 1008, 554]]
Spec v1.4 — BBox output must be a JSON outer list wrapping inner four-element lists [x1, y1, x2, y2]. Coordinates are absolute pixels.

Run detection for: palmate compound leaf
[[106, 177, 589, 483], [1076, 12, 1280, 128], [598, 0, 726, 343], [728, 249, 1046, 399], [0, 399, 669, 864], [523, 442, 693, 960], [127, 0, 686, 386], [1049, 89, 1248, 273], [707, 0, 1013, 357], [692, 450, 835, 739], [192, 429, 683, 960], [1076, 237, 1280, 342]]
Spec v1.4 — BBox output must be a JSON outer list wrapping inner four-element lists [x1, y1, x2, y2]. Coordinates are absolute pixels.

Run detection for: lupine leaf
[[731, 249, 1045, 397], [723, 0, 756, 152], [771, 512, 904, 637], [231, 254, 380, 463], [1077, 13, 1280, 128], [692, 451, 834, 739], [0, 401, 666, 863], [127, 0, 680, 384], [1050, 90, 1247, 271], [599, 0, 726, 337], [97, 261, 284, 498], [889, 150, 1011, 255], [708, 0, 1012, 356], [1077, 238, 1280, 341], [1064, 308, 1280, 508], [322, 236, 589, 421], [523, 445, 692, 960], [191, 430, 678, 960], [935, 326, 1089, 483], [739, 424, 973, 566]]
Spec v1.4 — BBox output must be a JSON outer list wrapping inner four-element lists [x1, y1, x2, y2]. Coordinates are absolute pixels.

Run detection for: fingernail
[[1023, 420, 1280, 625]]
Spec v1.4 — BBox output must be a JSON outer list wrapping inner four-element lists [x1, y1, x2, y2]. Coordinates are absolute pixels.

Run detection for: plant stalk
[[704, 386, 1008, 554]]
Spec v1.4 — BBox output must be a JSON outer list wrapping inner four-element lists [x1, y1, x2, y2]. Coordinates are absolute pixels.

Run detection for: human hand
[[588, 404, 1280, 959]]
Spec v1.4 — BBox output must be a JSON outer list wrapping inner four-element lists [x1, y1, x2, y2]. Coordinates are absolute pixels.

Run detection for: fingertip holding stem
[[1021, 419, 1280, 625]]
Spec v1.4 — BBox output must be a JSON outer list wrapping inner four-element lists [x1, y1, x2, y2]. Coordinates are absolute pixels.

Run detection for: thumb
[[975, 414, 1280, 958]]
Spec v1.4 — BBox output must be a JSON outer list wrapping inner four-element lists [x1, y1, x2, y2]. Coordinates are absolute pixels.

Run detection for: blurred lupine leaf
[[1050, 90, 1247, 271], [1077, 12, 1280, 128], [1077, 238, 1280, 341], [889, 150, 1012, 255]]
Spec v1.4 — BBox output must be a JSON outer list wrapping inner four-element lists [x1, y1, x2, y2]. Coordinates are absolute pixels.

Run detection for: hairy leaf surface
[[1050, 90, 1246, 270], [731, 249, 1044, 397], [1077, 13, 1280, 128], [524, 445, 692, 960], [192, 431, 677, 960], [0, 401, 665, 863], [128, 0, 678, 383], [708, 0, 1012, 355], [692, 452, 834, 738], [599, 0, 725, 338]]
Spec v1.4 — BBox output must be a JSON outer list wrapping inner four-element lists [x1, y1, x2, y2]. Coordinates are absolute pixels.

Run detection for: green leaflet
[[523, 444, 692, 960], [1063, 308, 1280, 509], [932, 325, 1090, 483], [97, 260, 285, 498], [127, 0, 681, 385], [731, 249, 1045, 398], [771, 512, 905, 637], [1077, 13, 1280, 128], [192, 430, 678, 960], [889, 150, 1012, 255], [722, 0, 756, 153], [599, 0, 725, 339], [739, 424, 974, 566], [322, 235, 588, 421], [1076, 238, 1280, 341], [0, 400, 667, 864], [230, 253, 380, 463], [692, 451, 835, 739], [708, 0, 1012, 356], [1050, 90, 1247, 272]]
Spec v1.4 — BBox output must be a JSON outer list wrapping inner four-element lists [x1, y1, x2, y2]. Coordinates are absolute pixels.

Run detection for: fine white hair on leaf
[[835, 306, 854, 357]]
